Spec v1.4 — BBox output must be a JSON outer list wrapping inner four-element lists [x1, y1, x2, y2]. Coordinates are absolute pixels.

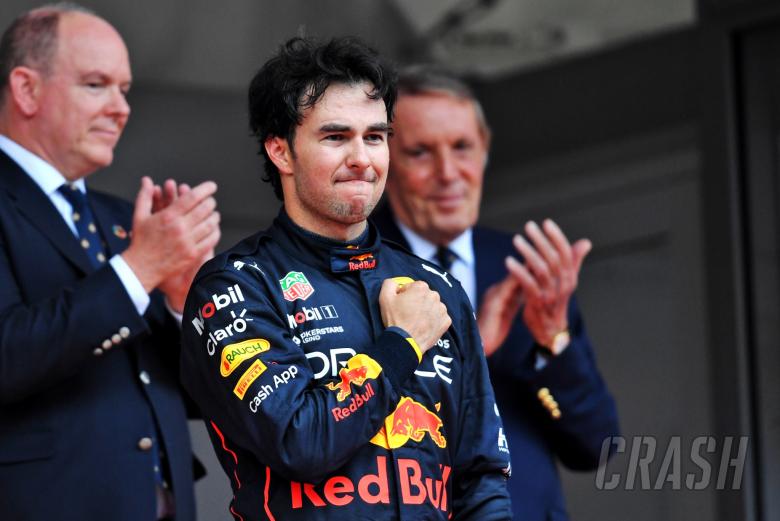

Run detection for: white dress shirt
[[395, 219, 477, 310], [0, 134, 150, 316]]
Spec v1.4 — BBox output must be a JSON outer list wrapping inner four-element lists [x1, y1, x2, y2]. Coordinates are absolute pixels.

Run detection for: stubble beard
[[294, 175, 379, 227], [329, 198, 376, 221]]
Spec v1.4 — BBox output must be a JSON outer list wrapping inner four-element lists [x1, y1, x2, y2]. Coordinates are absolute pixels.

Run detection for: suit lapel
[[473, 230, 489, 306], [89, 193, 130, 257], [0, 151, 94, 274]]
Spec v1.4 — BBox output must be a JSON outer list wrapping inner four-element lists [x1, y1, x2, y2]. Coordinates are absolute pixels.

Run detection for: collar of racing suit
[[270, 208, 381, 273]]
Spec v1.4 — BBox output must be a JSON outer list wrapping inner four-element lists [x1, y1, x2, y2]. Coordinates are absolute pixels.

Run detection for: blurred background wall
[[2, 1, 779, 520]]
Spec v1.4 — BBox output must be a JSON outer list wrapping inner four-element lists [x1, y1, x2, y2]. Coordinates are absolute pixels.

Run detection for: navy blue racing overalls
[[180, 210, 512, 520]]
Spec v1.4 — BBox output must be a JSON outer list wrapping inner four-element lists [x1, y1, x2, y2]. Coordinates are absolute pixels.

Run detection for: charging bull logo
[[348, 253, 377, 271], [325, 354, 382, 402], [370, 397, 447, 449]]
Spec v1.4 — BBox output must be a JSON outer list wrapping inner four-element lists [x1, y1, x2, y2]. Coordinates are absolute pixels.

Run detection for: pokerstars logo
[[191, 284, 245, 336], [280, 271, 314, 302], [286, 305, 338, 329]]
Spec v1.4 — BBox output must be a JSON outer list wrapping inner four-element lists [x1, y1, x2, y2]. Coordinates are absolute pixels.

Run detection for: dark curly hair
[[248, 36, 397, 200]]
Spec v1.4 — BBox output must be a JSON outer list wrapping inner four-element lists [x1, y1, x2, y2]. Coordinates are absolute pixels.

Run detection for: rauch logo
[[220, 338, 271, 377]]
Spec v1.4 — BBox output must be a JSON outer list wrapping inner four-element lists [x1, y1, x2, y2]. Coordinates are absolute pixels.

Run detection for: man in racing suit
[[180, 36, 512, 520]]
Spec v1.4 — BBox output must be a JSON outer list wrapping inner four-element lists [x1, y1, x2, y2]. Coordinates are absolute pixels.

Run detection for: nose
[[434, 149, 458, 182], [107, 86, 131, 119], [347, 140, 370, 171]]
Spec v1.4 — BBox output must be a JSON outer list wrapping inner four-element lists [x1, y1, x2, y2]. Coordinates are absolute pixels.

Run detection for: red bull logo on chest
[[348, 253, 377, 271]]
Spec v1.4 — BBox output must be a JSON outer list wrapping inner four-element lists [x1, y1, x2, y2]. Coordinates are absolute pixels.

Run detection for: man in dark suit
[[373, 66, 620, 521], [0, 5, 220, 520]]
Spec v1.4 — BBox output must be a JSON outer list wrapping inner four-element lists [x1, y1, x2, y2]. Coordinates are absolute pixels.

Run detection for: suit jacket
[[372, 204, 619, 521], [0, 150, 196, 521]]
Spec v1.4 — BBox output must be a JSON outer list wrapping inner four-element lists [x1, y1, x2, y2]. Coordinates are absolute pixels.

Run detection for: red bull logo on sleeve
[[325, 354, 382, 402], [370, 397, 447, 449], [280, 271, 315, 302]]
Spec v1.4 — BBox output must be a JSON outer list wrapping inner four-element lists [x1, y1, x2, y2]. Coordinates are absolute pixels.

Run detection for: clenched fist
[[378, 278, 451, 354]]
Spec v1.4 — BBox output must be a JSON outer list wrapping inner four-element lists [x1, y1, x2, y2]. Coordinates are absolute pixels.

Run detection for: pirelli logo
[[233, 359, 267, 399]]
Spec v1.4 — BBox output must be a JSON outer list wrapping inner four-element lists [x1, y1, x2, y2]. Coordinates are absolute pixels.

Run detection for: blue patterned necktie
[[435, 246, 457, 272], [57, 183, 107, 269]]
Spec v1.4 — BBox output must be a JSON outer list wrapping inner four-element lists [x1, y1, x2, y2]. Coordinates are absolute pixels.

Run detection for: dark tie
[[57, 183, 107, 268], [435, 246, 457, 271]]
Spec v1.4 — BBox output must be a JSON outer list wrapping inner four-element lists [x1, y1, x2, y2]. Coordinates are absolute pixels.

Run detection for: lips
[[430, 192, 465, 209], [334, 171, 378, 183], [90, 127, 122, 142]]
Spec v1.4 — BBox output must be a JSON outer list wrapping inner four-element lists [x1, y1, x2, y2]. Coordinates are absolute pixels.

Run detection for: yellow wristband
[[405, 337, 423, 363]]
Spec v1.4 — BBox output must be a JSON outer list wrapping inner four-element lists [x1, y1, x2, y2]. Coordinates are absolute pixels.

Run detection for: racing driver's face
[[266, 81, 390, 241]]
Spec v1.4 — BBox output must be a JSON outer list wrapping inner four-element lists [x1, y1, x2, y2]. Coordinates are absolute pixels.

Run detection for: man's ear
[[480, 129, 492, 170], [265, 136, 293, 176], [8, 66, 43, 117]]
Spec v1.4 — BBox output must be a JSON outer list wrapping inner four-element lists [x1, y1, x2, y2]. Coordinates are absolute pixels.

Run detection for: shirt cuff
[[110, 254, 150, 316], [534, 342, 571, 371], [534, 352, 549, 371], [164, 298, 184, 326]]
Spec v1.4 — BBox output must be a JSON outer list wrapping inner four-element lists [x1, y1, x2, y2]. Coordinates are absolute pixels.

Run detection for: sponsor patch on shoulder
[[233, 359, 267, 399], [220, 338, 271, 377], [279, 271, 315, 301]]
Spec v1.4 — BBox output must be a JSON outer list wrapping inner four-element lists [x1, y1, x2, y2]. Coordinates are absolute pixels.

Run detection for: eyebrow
[[318, 122, 391, 133], [368, 123, 392, 133], [80, 71, 109, 81], [80, 71, 133, 88]]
